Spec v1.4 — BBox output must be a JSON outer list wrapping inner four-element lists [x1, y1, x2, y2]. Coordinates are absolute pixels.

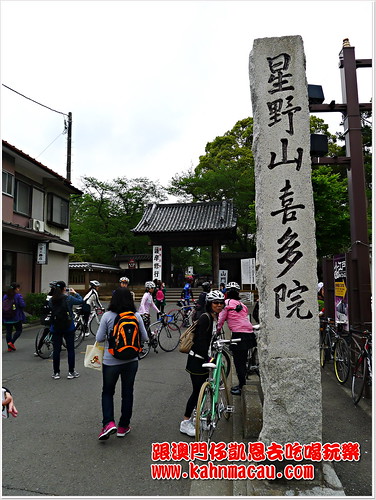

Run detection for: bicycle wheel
[[73, 324, 85, 349], [139, 339, 151, 359], [195, 382, 215, 442], [219, 366, 231, 421], [221, 348, 231, 379], [333, 338, 350, 384], [319, 330, 330, 367], [352, 354, 367, 405], [89, 314, 100, 336], [35, 327, 53, 359], [158, 324, 181, 352]]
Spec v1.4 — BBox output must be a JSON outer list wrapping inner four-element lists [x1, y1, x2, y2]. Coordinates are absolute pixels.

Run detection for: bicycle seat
[[202, 362, 217, 368], [253, 324, 260, 330]]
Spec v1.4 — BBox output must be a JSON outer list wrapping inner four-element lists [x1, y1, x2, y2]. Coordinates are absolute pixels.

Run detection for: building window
[[47, 193, 69, 228], [14, 179, 31, 216], [2, 170, 14, 196], [2, 250, 16, 289]]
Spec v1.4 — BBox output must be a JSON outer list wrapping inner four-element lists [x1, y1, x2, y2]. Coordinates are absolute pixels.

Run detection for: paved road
[[2, 308, 373, 497]]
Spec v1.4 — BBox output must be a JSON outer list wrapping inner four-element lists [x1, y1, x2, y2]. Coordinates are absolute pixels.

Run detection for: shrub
[[24, 293, 47, 317]]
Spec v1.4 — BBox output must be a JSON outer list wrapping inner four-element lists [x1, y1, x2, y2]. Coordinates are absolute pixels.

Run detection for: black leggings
[[184, 372, 208, 419], [232, 349, 248, 388]]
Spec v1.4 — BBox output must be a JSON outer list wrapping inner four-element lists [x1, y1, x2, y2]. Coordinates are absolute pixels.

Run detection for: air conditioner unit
[[30, 219, 45, 232]]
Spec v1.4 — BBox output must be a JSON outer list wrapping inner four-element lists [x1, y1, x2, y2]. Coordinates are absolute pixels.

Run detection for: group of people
[[2, 277, 258, 442]]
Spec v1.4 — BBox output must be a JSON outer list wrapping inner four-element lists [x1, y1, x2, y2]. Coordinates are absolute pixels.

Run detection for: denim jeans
[[101, 361, 138, 427], [5, 321, 23, 344], [52, 331, 75, 374]]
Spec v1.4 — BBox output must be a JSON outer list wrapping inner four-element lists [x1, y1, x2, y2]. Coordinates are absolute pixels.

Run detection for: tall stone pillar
[[249, 36, 322, 445]]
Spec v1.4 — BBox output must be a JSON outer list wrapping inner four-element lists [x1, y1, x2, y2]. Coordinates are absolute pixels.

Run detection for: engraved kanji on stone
[[268, 138, 303, 171], [267, 53, 295, 94], [271, 179, 305, 224], [276, 227, 303, 278], [274, 280, 313, 319], [267, 95, 302, 135]]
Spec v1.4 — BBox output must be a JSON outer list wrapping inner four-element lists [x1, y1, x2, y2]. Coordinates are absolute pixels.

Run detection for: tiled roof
[[132, 201, 237, 234], [114, 254, 152, 262], [69, 262, 120, 271]]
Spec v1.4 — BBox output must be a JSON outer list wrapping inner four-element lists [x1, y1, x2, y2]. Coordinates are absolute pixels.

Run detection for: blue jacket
[[2, 293, 26, 324], [49, 293, 83, 332]]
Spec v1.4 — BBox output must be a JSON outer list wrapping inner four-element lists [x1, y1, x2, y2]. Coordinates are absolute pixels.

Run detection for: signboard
[[153, 245, 162, 281], [334, 254, 348, 330], [37, 242, 48, 265], [241, 258, 256, 285], [218, 270, 228, 287], [128, 258, 136, 269]]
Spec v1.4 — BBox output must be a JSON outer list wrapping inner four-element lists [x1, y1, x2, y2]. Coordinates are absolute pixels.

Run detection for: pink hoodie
[[217, 298, 254, 333]]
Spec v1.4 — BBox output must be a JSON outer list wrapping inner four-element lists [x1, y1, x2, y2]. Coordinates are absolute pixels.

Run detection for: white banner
[[241, 258, 256, 285], [218, 270, 228, 287], [152, 245, 162, 281]]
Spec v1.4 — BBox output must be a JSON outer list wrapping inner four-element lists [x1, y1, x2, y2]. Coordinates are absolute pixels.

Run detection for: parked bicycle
[[214, 327, 233, 379], [195, 336, 240, 442], [319, 318, 351, 384], [167, 300, 197, 329], [139, 313, 181, 358], [351, 329, 372, 405], [74, 306, 104, 336]]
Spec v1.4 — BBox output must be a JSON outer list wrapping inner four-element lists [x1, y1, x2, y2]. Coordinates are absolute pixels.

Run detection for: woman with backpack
[[2, 282, 26, 352], [180, 289, 225, 437], [217, 282, 256, 396], [49, 281, 83, 380], [96, 288, 148, 440], [138, 281, 160, 331]]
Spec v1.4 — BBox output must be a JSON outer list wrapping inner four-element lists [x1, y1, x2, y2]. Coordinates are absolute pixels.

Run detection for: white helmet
[[145, 281, 156, 288], [119, 276, 130, 283], [226, 282, 240, 290], [206, 290, 225, 302], [90, 280, 100, 287]]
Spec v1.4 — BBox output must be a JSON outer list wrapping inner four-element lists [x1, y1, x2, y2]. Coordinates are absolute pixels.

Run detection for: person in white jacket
[[217, 282, 256, 396]]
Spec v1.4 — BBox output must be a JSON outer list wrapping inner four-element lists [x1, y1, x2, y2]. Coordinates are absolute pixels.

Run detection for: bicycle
[[319, 318, 351, 384], [351, 329, 372, 405], [167, 300, 196, 329], [139, 314, 181, 359], [214, 327, 233, 379], [195, 336, 240, 442], [246, 324, 260, 378]]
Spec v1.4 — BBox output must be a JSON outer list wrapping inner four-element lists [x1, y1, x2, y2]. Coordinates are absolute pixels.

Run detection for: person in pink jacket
[[138, 281, 160, 331], [217, 282, 256, 395]]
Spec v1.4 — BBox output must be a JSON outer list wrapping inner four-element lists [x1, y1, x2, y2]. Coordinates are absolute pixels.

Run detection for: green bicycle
[[195, 337, 240, 442]]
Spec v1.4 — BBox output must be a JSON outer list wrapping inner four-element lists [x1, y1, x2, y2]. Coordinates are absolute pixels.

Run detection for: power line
[[36, 131, 66, 159], [2, 84, 68, 117]]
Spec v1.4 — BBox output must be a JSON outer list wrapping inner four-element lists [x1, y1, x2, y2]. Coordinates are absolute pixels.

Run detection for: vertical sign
[[250, 35, 321, 446], [218, 270, 228, 287], [333, 254, 348, 330], [37, 242, 48, 264], [241, 258, 256, 285], [153, 245, 162, 281]]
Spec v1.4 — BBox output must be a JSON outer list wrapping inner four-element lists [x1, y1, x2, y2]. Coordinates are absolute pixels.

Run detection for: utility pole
[[66, 111, 72, 182]]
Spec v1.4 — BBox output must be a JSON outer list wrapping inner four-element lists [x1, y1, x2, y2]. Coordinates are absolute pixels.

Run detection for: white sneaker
[[84, 332, 90, 337], [180, 419, 195, 437], [67, 371, 80, 379]]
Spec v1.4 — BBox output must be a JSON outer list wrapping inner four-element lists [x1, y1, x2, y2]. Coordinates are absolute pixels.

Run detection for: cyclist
[[180, 290, 225, 437], [194, 281, 211, 320], [83, 280, 104, 335], [119, 276, 135, 301], [138, 281, 160, 332], [217, 282, 256, 396], [34, 280, 57, 356]]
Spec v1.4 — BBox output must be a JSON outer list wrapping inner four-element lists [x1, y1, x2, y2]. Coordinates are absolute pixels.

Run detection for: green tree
[[70, 176, 167, 264], [168, 117, 256, 252]]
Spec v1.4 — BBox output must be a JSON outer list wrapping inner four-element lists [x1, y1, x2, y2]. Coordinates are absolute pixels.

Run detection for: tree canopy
[[70, 176, 167, 263]]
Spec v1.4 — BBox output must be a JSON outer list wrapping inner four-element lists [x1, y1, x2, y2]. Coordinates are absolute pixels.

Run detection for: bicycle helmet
[[145, 281, 156, 288], [226, 282, 240, 290], [119, 276, 130, 284], [49, 280, 58, 288], [202, 281, 211, 292], [206, 290, 225, 302], [90, 280, 100, 287]]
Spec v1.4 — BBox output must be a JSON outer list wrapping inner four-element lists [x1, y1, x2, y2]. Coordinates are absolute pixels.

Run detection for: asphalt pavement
[[2, 307, 373, 498]]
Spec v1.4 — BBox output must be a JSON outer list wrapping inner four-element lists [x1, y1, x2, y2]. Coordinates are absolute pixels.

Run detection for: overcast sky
[[1, 1, 374, 192]]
